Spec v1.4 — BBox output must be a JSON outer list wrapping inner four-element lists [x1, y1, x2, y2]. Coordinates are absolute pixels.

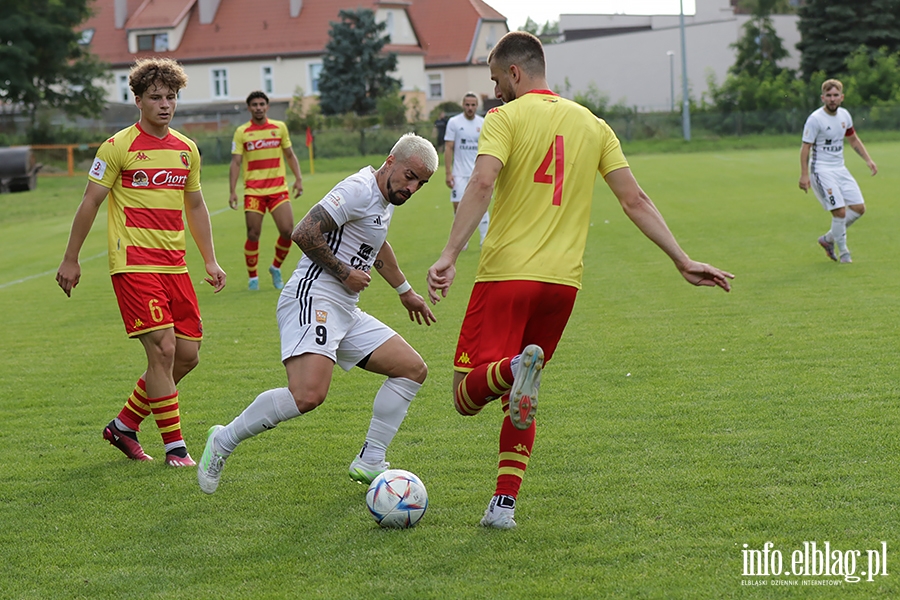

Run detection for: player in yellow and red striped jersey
[[229, 91, 304, 291], [57, 58, 227, 468], [427, 31, 733, 529]]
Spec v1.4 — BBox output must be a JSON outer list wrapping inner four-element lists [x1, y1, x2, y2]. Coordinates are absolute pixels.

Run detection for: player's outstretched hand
[[679, 260, 733, 292], [205, 263, 227, 293], [399, 290, 437, 326], [56, 259, 81, 297], [427, 256, 456, 305]]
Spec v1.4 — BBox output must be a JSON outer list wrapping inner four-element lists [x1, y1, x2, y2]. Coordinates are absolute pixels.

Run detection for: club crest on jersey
[[315, 310, 328, 323], [180, 152, 190, 168], [132, 170, 149, 187]]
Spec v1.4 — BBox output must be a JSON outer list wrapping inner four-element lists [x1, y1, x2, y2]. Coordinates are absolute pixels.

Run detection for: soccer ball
[[365, 469, 428, 528]]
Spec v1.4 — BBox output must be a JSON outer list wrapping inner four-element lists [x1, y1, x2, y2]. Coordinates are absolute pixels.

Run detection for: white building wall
[[549, 9, 800, 112]]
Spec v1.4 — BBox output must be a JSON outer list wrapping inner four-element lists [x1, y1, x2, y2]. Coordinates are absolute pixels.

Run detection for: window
[[262, 66, 273, 95], [212, 68, 229, 99], [427, 73, 443, 99], [385, 12, 394, 39], [137, 33, 168, 52], [119, 75, 130, 103], [79, 29, 94, 45], [309, 63, 323, 94], [486, 25, 497, 51]]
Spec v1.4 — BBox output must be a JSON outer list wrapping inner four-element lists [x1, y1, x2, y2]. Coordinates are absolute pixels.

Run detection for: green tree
[[0, 0, 109, 131], [729, 0, 791, 78], [797, 0, 900, 80], [318, 9, 400, 116], [706, 0, 808, 113], [841, 45, 900, 105]]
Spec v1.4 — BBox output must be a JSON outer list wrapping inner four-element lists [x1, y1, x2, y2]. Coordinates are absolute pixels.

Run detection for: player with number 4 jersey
[[427, 31, 733, 529]]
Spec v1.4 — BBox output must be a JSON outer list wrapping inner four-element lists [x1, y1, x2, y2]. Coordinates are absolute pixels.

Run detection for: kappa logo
[[135, 152, 150, 161], [513, 443, 531, 456], [133, 318, 143, 328], [457, 352, 471, 364], [315, 310, 328, 323]]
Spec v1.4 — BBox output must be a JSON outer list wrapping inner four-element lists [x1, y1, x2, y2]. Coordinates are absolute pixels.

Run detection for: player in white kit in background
[[198, 134, 439, 494], [445, 92, 489, 250], [799, 78, 877, 264]]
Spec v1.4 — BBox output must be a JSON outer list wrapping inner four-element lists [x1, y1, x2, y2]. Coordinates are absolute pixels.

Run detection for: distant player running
[[230, 91, 304, 290], [799, 79, 877, 264]]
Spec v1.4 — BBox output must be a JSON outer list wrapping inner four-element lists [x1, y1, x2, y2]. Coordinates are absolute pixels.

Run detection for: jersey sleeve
[[279, 122, 293, 149], [185, 139, 202, 193], [87, 138, 121, 189], [318, 177, 368, 226], [444, 116, 458, 142], [843, 109, 854, 134], [596, 118, 629, 177], [477, 108, 511, 165], [801, 115, 818, 144], [231, 126, 244, 156]]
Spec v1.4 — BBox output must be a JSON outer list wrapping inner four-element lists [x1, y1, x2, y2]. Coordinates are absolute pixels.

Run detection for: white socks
[[217, 387, 300, 456], [829, 216, 848, 255], [358, 377, 421, 464], [825, 208, 863, 256]]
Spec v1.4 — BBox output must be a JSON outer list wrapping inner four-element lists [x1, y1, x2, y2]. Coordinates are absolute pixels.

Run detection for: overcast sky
[[487, 0, 698, 31]]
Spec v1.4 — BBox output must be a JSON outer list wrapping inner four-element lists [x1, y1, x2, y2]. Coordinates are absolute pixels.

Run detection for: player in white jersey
[[197, 134, 439, 494], [445, 93, 489, 248], [799, 79, 877, 263]]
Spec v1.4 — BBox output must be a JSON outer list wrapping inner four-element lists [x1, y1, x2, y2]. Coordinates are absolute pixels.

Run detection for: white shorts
[[277, 293, 396, 371], [810, 167, 864, 211], [450, 176, 469, 203]]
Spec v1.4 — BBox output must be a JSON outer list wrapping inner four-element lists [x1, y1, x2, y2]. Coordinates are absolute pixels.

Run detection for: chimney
[[114, 0, 139, 29], [290, 0, 303, 18], [198, 0, 223, 25]]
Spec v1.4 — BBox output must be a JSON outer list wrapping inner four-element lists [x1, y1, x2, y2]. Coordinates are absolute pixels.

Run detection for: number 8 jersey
[[475, 91, 628, 288]]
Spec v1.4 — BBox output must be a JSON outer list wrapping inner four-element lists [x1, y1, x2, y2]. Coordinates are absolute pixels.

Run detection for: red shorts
[[244, 192, 290, 215], [454, 280, 577, 372], [111, 272, 203, 340]]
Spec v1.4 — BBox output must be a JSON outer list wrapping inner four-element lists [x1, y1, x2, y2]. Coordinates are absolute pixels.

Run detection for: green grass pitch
[[2, 144, 899, 599]]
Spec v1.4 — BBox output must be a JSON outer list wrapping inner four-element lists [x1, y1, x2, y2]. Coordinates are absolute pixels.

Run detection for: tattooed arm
[[292, 204, 371, 293]]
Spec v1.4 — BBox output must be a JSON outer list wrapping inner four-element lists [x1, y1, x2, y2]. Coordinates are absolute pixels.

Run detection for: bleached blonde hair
[[390, 133, 438, 173]]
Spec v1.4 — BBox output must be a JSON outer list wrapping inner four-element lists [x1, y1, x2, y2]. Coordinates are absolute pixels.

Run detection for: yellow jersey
[[476, 90, 628, 288], [88, 123, 201, 275], [231, 119, 292, 196]]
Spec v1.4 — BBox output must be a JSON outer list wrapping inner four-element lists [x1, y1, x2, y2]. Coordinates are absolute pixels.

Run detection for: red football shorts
[[453, 280, 577, 372], [244, 192, 290, 215], [111, 272, 203, 340]]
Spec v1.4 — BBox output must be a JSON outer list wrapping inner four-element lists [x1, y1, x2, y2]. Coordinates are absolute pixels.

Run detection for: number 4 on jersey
[[533, 135, 564, 206]]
